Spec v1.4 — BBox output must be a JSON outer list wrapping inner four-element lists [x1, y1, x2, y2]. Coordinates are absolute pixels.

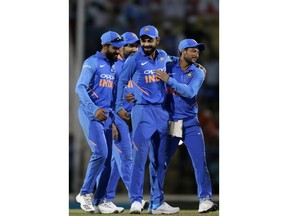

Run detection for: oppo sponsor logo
[[143, 67, 166, 83], [144, 69, 155, 75], [99, 73, 114, 88], [100, 74, 114, 80], [143, 67, 166, 75]]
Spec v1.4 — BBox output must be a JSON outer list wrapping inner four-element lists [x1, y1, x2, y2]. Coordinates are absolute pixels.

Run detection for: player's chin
[[143, 49, 154, 55]]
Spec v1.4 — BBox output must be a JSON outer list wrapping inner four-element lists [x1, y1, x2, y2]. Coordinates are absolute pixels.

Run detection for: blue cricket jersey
[[113, 55, 134, 114], [165, 56, 205, 120], [115, 48, 169, 112], [75, 51, 115, 120]]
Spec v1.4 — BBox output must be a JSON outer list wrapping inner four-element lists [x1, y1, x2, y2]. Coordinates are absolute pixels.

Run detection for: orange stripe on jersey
[[132, 140, 139, 152], [89, 139, 97, 146], [131, 80, 149, 96], [118, 54, 124, 61], [113, 144, 123, 154], [127, 80, 133, 88], [88, 86, 99, 98]]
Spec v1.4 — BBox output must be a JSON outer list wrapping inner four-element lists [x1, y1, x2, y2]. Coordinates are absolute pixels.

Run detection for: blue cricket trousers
[[105, 113, 133, 201], [129, 104, 169, 207], [77, 107, 113, 205], [166, 116, 212, 200]]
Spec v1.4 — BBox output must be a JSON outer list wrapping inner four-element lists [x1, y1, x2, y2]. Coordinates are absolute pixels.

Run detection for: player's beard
[[184, 55, 197, 65], [106, 50, 118, 62], [141, 45, 156, 56]]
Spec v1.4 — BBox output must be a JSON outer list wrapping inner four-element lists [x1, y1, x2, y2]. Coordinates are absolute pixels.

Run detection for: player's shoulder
[[157, 49, 169, 57], [132, 50, 143, 59], [114, 59, 124, 71], [169, 56, 179, 63], [166, 55, 179, 67], [115, 58, 124, 66], [124, 51, 138, 63], [192, 64, 205, 78], [83, 54, 99, 69], [125, 50, 144, 65], [123, 53, 138, 66]]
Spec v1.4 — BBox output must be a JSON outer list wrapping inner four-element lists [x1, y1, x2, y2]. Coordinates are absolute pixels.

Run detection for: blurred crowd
[[69, 0, 219, 196]]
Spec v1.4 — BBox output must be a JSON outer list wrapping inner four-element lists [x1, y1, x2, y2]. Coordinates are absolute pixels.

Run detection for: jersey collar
[[176, 59, 196, 73]]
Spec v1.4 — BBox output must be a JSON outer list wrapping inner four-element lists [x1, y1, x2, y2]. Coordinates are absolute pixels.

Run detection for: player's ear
[[101, 44, 109, 52], [156, 37, 160, 45]]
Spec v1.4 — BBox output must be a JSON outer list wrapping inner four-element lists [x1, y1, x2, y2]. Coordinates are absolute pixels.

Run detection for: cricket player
[[156, 39, 218, 213], [103, 32, 142, 212], [75, 31, 125, 214], [115, 25, 179, 214]]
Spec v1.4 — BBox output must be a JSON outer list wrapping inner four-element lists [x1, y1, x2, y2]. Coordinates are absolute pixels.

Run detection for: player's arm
[[75, 60, 99, 118], [115, 55, 137, 119], [157, 68, 205, 99]]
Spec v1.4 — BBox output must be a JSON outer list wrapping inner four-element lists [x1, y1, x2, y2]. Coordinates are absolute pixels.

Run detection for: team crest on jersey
[[186, 72, 193, 78]]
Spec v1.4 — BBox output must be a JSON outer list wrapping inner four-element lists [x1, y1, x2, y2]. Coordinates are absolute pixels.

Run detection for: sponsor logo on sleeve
[[83, 64, 91, 68]]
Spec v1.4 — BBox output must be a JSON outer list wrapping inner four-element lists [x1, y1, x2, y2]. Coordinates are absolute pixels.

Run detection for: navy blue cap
[[139, 25, 159, 38], [101, 31, 125, 48], [121, 32, 140, 45], [178, 39, 205, 52]]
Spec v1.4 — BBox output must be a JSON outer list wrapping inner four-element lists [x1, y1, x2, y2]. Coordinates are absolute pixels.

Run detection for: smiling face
[[181, 47, 200, 64], [140, 35, 159, 56]]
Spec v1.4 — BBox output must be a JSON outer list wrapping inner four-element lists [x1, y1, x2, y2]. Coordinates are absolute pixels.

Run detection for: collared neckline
[[95, 51, 110, 62], [176, 59, 196, 73]]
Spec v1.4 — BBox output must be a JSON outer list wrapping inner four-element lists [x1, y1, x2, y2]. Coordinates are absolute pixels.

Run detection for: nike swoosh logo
[[100, 64, 105, 68], [141, 62, 148, 66]]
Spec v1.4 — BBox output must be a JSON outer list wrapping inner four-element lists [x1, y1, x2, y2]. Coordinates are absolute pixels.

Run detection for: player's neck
[[147, 51, 156, 60], [179, 59, 192, 72]]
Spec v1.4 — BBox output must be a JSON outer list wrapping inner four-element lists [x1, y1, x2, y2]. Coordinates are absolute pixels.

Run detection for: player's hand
[[195, 63, 207, 78], [112, 123, 119, 140], [155, 69, 169, 83], [125, 93, 135, 103], [95, 108, 108, 121], [117, 109, 130, 121]]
